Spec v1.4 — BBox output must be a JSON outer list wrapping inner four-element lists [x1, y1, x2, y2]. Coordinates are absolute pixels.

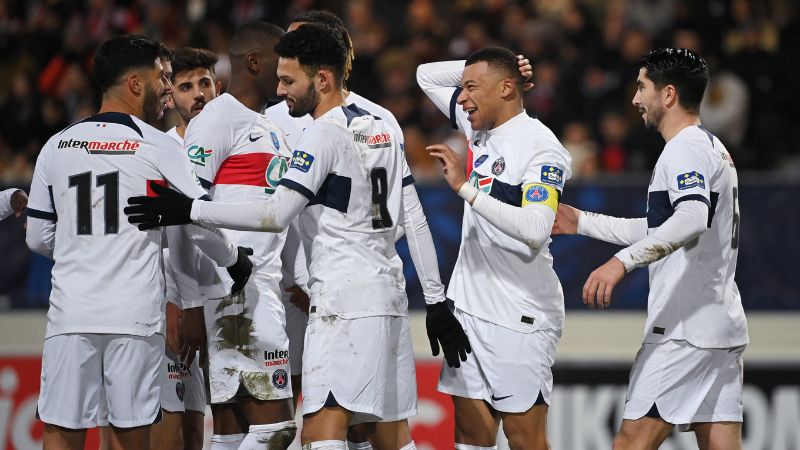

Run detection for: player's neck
[[659, 111, 702, 143], [98, 95, 142, 120], [489, 105, 524, 131], [311, 90, 347, 120], [176, 121, 187, 139], [226, 80, 267, 113]]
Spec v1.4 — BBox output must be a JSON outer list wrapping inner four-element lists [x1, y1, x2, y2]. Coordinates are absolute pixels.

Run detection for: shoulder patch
[[290, 150, 315, 173], [270, 131, 280, 150], [474, 154, 488, 168], [540, 165, 564, 187], [677, 171, 705, 190]]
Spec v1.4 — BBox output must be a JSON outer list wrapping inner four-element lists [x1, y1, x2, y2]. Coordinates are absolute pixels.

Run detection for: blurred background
[[0, 1, 798, 449]]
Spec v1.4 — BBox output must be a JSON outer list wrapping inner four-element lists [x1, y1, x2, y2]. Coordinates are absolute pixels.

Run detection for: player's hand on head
[[179, 306, 207, 366], [517, 54, 534, 92], [124, 181, 193, 230], [227, 246, 253, 296], [427, 144, 467, 192], [10, 190, 27, 217], [552, 204, 581, 235], [582, 256, 626, 309], [425, 301, 472, 368]]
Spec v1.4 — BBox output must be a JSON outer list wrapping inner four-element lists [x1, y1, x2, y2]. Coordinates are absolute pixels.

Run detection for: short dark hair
[[228, 21, 285, 56], [274, 24, 347, 88], [171, 47, 218, 82], [639, 48, 709, 113], [465, 47, 523, 90], [93, 35, 171, 91], [290, 10, 354, 81]]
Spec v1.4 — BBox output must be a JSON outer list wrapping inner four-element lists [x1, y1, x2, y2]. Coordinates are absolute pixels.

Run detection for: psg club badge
[[272, 368, 288, 389], [491, 157, 506, 176]]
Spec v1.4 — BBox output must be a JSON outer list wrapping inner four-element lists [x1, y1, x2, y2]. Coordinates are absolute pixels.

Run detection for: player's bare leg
[[301, 405, 353, 445], [452, 396, 500, 447], [109, 424, 151, 450], [292, 375, 302, 409], [500, 404, 550, 450], [43, 424, 86, 450], [212, 403, 249, 434], [369, 420, 413, 450], [182, 410, 206, 450], [693, 422, 743, 450], [238, 396, 297, 448], [98, 426, 111, 450], [612, 417, 674, 450], [150, 410, 183, 450], [347, 422, 374, 449]]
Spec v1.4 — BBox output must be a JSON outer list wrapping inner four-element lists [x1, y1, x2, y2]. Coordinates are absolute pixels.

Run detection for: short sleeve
[[278, 123, 339, 200], [518, 138, 572, 213], [27, 143, 56, 221], [154, 137, 209, 200]]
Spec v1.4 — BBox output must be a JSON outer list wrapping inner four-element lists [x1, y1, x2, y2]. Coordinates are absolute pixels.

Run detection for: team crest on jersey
[[677, 171, 705, 190], [469, 171, 494, 194], [272, 369, 288, 389], [265, 155, 289, 195], [474, 154, 488, 168], [491, 157, 506, 176], [270, 131, 280, 150], [525, 185, 549, 202], [290, 150, 314, 172], [540, 165, 564, 187], [187, 145, 213, 166]]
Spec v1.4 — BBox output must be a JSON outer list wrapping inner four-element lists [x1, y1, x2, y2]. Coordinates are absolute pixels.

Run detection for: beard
[[644, 102, 665, 130], [288, 82, 319, 118], [142, 84, 164, 125]]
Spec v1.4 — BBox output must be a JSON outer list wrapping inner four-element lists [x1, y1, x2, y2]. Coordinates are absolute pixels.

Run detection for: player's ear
[[127, 71, 143, 96], [663, 84, 678, 108], [499, 78, 515, 100], [246, 52, 259, 73], [317, 69, 331, 92]]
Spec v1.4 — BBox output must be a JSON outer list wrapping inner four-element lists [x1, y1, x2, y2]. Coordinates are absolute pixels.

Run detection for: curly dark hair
[[93, 35, 171, 91], [274, 23, 348, 88], [639, 48, 709, 113], [290, 10, 354, 81], [170, 47, 218, 82]]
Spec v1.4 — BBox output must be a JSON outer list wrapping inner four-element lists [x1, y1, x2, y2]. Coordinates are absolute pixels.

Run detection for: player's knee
[[454, 422, 496, 448], [240, 421, 297, 450]]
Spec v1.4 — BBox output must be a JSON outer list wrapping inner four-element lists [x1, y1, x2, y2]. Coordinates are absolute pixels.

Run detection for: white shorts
[[301, 314, 417, 424], [38, 333, 163, 429], [438, 309, 560, 413], [623, 340, 745, 429], [161, 349, 206, 413], [203, 272, 292, 404], [283, 293, 308, 377]]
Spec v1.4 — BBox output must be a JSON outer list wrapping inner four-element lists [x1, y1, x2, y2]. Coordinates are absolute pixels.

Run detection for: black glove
[[227, 246, 254, 295], [125, 182, 193, 230], [426, 301, 471, 368]]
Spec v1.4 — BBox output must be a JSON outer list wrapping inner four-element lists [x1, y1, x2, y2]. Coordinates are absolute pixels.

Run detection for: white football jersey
[[185, 94, 293, 295], [278, 104, 408, 318], [27, 112, 209, 337], [643, 125, 748, 348], [451, 108, 572, 333]]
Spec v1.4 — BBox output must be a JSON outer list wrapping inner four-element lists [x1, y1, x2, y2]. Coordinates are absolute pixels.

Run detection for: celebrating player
[[552, 48, 748, 450], [25, 35, 250, 450], [416, 48, 572, 450], [264, 11, 454, 449], [0, 188, 27, 220]]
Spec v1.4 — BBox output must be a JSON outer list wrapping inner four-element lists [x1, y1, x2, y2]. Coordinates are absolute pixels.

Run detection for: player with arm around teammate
[[552, 48, 748, 450], [25, 35, 250, 450], [417, 47, 572, 450], [124, 24, 470, 450]]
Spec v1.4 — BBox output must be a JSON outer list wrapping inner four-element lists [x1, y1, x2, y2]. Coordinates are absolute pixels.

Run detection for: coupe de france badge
[[290, 150, 314, 173], [677, 171, 705, 190]]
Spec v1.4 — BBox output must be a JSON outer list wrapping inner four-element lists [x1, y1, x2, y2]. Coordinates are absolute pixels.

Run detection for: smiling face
[[142, 57, 171, 124], [276, 57, 319, 117], [456, 61, 506, 131], [632, 67, 666, 130], [171, 67, 217, 123]]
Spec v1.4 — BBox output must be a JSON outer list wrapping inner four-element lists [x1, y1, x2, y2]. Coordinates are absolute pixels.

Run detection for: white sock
[[399, 441, 417, 450], [302, 440, 347, 450], [347, 440, 373, 450], [239, 421, 297, 450], [211, 433, 246, 450], [454, 445, 497, 450]]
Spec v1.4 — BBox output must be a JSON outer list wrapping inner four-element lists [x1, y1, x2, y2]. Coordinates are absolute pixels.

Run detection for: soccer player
[[416, 48, 572, 450], [264, 12, 454, 449], [124, 23, 469, 450], [172, 23, 298, 450], [0, 188, 27, 220], [552, 48, 748, 450], [25, 35, 251, 450]]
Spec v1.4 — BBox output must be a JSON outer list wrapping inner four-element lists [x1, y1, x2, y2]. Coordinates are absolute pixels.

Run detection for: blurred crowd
[[0, 0, 798, 186]]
